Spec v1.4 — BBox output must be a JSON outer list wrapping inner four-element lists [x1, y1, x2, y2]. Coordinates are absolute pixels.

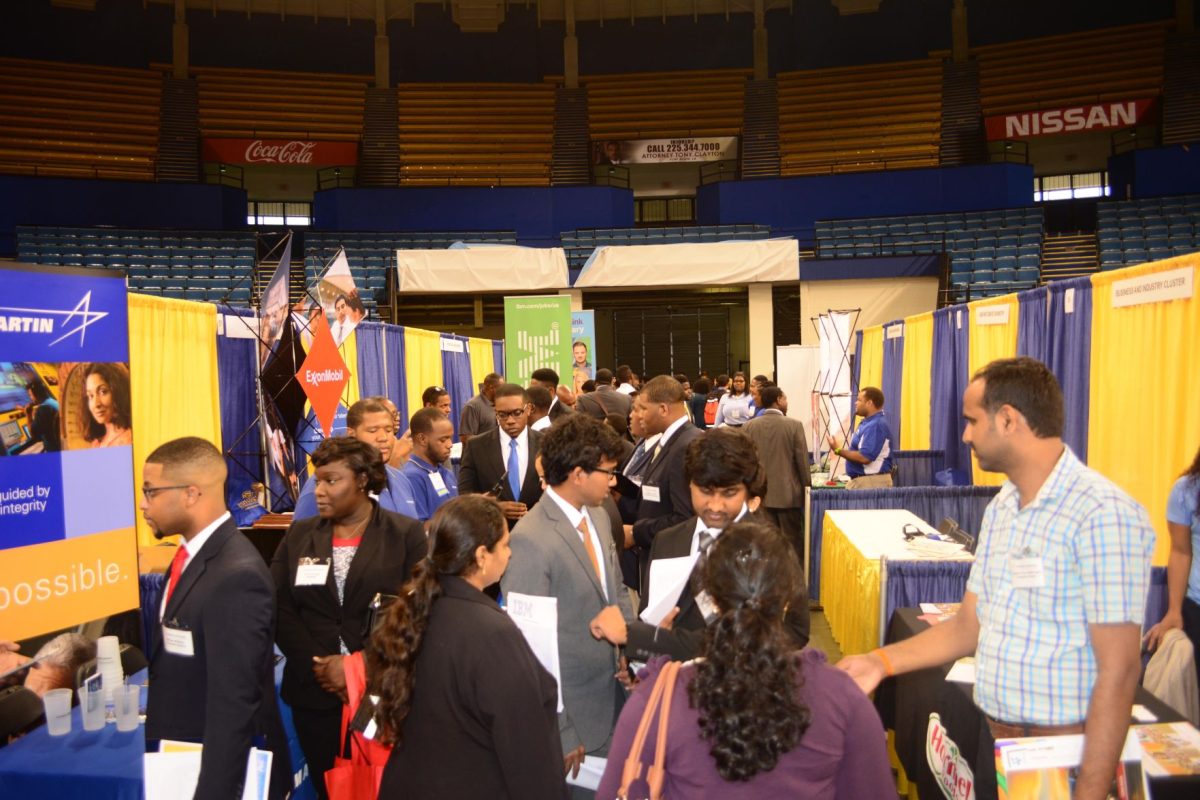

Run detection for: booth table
[[820, 509, 973, 656]]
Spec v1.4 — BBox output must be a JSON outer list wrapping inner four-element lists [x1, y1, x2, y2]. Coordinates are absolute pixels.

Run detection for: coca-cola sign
[[202, 138, 358, 167]]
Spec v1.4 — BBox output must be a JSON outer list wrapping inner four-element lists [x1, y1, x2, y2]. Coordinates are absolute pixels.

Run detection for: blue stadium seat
[[1015, 267, 1040, 283], [993, 267, 1017, 283], [1123, 248, 1148, 264], [1017, 254, 1040, 270]]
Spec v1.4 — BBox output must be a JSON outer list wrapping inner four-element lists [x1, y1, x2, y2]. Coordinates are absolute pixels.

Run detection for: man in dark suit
[[628, 375, 704, 593], [530, 367, 572, 423], [575, 368, 632, 421], [592, 428, 810, 663], [743, 385, 812, 562], [502, 414, 634, 799], [458, 383, 544, 526], [141, 437, 290, 800]]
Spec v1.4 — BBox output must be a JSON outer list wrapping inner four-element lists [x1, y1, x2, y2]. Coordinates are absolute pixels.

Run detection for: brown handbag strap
[[617, 661, 681, 800]]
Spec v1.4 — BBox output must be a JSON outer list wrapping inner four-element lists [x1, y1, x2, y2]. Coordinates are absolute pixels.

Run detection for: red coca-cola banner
[[201, 138, 358, 166], [984, 98, 1155, 141]]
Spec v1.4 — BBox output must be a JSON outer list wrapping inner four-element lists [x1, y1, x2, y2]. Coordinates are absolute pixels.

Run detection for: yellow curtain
[[900, 312, 934, 450], [467, 337, 495, 396], [967, 294, 1020, 486], [129, 294, 221, 547], [403, 327, 444, 416], [336, 330, 362, 409], [1089, 254, 1199, 565], [858, 325, 884, 392]]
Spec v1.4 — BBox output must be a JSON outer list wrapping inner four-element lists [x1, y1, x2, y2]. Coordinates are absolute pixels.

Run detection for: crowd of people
[[4, 355, 1196, 800]]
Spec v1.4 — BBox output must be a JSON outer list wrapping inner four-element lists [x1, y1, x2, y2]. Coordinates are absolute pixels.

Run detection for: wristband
[[872, 648, 895, 677]]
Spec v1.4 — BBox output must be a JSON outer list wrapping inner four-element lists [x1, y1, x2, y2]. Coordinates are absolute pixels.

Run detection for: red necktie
[[163, 544, 188, 608]]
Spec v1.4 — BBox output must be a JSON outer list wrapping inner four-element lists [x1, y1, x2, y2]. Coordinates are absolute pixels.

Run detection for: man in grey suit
[[574, 368, 632, 421], [502, 414, 635, 799], [743, 385, 812, 562]]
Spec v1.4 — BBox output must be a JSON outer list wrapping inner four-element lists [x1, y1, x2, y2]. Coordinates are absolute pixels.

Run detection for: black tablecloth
[[879, 607, 1199, 800]]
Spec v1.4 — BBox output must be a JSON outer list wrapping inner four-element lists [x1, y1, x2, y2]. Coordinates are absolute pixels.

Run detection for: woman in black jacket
[[271, 436, 427, 798], [368, 495, 567, 800]]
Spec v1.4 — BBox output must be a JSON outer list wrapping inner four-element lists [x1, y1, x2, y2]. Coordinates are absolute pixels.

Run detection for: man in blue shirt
[[292, 397, 419, 520], [827, 386, 893, 489], [400, 407, 458, 524]]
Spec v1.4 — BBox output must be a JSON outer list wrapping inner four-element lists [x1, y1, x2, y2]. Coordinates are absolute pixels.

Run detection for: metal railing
[[203, 162, 244, 187], [592, 163, 630, 188], [317, 166, 356, 189]]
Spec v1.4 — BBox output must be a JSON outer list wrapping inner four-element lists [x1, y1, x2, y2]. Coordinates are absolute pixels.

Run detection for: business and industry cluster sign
[[0, 264, 139, 640]]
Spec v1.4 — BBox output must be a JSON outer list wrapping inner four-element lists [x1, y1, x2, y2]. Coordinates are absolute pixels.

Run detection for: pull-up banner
[[503, 296, 573, 388], [593, 136, 738, 164], [984, 99, 1155, 141], [0, 264, 139, 641], [201, 138, 359, 166]]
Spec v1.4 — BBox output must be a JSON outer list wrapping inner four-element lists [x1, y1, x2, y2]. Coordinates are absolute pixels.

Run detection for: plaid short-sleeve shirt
[[966, 446, 1154, 725]]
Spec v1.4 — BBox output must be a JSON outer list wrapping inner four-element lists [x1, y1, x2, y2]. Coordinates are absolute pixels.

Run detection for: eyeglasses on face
[[588, 466, 619, 478], [495, 407, 528, 421], [142, 484, 190, 500]]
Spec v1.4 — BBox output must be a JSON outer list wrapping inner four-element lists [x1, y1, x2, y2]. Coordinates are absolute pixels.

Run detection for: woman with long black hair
[[597, 522, 893, 799], [368, 495, 567, 800]]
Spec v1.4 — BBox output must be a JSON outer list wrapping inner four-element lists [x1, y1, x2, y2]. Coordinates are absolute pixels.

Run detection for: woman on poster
[[79, 362, 132, 448]]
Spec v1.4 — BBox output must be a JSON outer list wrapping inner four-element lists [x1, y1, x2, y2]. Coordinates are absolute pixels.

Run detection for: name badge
[[163, 624, 195, 657], [429, 472, 450, 497], [694, 590, 719, 624], [296, 561, 331, 586], [642, 484, 661, 503], [1009, 553, 1046, 588]]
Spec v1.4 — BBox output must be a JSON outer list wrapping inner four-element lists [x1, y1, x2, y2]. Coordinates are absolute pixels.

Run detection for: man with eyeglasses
[[140, 436, 291, 800], [502, 414, 634, 798], [458, 383, 544, 525]]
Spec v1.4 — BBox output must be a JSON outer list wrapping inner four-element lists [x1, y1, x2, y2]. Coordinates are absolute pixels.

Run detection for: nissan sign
[[985, 99, 1155, 141], [201, 138, 359, 166]]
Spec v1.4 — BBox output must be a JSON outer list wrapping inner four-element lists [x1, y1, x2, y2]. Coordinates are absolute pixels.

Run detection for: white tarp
[[396, 246, 569, 293], [574, 239, 799, 288]]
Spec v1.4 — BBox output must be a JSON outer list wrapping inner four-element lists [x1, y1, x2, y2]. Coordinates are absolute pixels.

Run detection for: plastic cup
[[78, 685, 106, 731], [115, 684, 141, 732], [43, 688, 73, 736]]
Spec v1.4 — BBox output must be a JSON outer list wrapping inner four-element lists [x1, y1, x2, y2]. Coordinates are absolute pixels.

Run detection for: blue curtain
[[1016, 286, 1049, 361], [139, 573, 166, 653], [884, 560, 974, 635], [492, 339, 505, 377], [441, 334, 475, 438], [1046, 278, 1092, 461], [807, 485, 999, 602], [383, 324, 409, 428], [930, 306, 972, 479], [355, 321, 388, 397], [851, 329, 864, 403], [880, 321, 904, 447], [892, 450, 946, 487], [216, 305, 266, 526]]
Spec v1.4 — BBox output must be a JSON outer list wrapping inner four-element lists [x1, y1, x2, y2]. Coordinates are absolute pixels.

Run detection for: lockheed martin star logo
[[0, 291, 109, 346]]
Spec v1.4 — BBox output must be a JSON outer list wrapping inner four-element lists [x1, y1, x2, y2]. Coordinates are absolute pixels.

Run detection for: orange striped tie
[[577, 518, 601, 580]]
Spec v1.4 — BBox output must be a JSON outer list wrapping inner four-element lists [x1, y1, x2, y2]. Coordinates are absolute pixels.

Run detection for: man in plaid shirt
[[839, 357, 1154, 800]]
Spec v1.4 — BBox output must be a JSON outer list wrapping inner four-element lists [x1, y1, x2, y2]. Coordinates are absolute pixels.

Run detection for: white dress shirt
[[160, 511, 231, 620], [688, 503, 750, 556], [544, 486, 609, 602], [498, 427, 530, 492]]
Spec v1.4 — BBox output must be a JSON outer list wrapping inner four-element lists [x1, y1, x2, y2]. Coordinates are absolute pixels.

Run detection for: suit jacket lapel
[[543, 499, 606, 604], [162, 520, 232, 624], [520, 432, 542, 502], [482, 431, 509, 499]]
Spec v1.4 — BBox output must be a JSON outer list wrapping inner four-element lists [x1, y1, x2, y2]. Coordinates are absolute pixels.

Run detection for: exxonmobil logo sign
[[201, 138, 358, 166], [985, 99, 1155, 141]]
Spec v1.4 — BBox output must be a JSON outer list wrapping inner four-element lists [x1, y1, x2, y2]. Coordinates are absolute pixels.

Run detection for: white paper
[[919, 603, 942, 614], [566, 755, 607, 791], [505, 592, 564, 713], [640, 553, 701, 626], [1131, 704, 1158, 723], [450, 442, 463, 461], [241, 748, 273, 800], [945, 657, 976, 684], [145, 747, 272, 800], [295, 563, 331, 586], [998, 730, 1141, 773], [641, 485, 661, 503]]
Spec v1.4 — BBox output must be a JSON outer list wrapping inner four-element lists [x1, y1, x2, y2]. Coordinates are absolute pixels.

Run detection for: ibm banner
[[0, 264, 139, 640], [593, 136, 738, 165], [503, 296, 573, 388]]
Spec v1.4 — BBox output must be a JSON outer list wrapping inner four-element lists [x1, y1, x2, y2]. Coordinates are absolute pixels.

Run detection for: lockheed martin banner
[[202, 138, 359, 166], [593, 136, 738, 165], [985, 99, 1155, 141], [0, 264, 139, 640]]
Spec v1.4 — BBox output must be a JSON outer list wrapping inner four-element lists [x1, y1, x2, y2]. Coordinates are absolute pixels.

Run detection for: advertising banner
[[569, 311, 596, 394], [201, 138, 359, 166], [593, 136, 738, 164], [0, 264, 139, 641], [503, 296, 573, 388], [984, 99, 1155, 140]]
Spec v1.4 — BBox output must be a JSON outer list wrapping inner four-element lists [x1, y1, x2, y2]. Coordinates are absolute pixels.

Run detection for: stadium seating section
[[583, 69, 750, 140], [1097, 194, 1200, 271], [396, 82, 554, 186], [193, 65, 371, 141], [778, 58, 941, 176], [816, 207, 1044, 300], [974, 21, 1165, 116], [0, 57, 161, 181]]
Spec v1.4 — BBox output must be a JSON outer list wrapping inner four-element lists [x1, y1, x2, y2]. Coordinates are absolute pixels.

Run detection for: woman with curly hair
[[597, 522, 893, 799], [368, 495, 567, 800], [79, 362, 132, 447]]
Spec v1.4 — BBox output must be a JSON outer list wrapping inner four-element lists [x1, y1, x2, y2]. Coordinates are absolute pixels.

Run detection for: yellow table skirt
[[820, 512, 882, 657]]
